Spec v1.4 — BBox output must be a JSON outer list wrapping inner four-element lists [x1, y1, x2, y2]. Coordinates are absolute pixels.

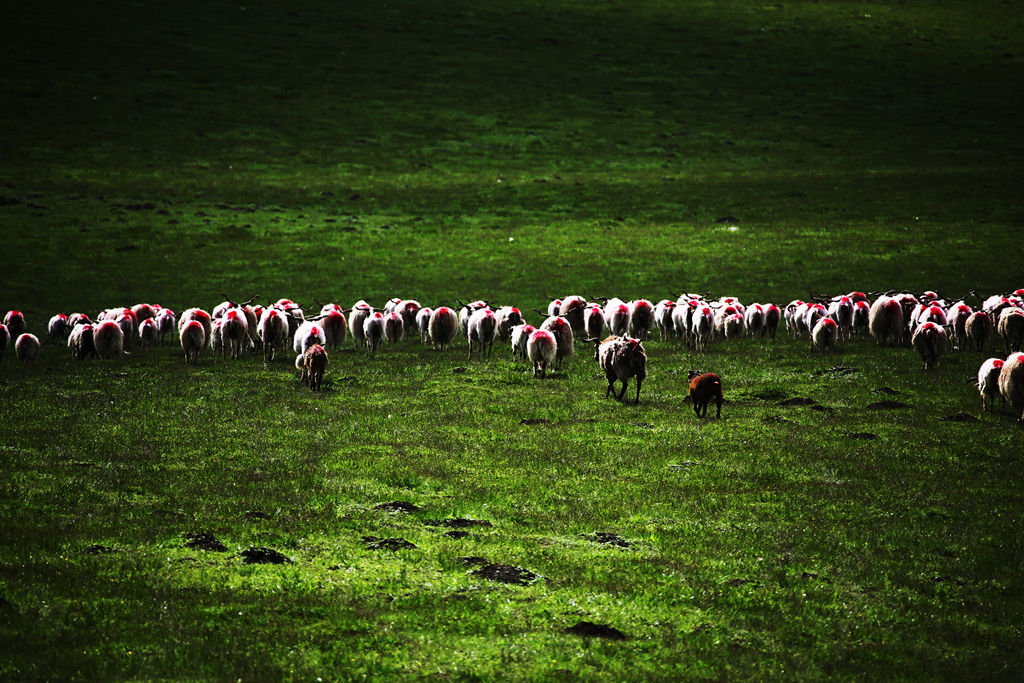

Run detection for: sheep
[[68, 312, 92, 329], [510, 323, 535, 361], [180, 320, 205, 364], [293, 320, 327, 355], [998, 351, 1024, 422], [210, 319, 224, 356], [394, 300, 422, 338], [598, 336, 648, 403], [672, 299, 696, 345], [178, 308, 212, 349], [459, 300, 489, 330], [429, 306, 458, 350], [93, 320, 125, 359], [965, 310, 992, 352], [869, 296, 905, 346], [893, 293, 920, 343], [138, 317, 159, 349], [363, 311, 385, 354], [48, 314, 70, 344], [654, 300, 675, 340], [911, 321, 947, 370], [218, 308, 248, 359], [852, 300, 871, 335], [828, 296, 854, 339], [692, 305, 714, 352], [349, 301, 373, 351], [3, 310, 26, 340], [559, 295, 588, 335], [320, 309, 348, 349], [784, 300, 805, 338], [494, 306, 524, 342], [723, 312, 745, 340], [68, 323, 97, 360], [15, 333, 40, 363], [803, 303, 828, 335], [946, 302, 973, 350], [0, 324, 7, 362], [131, 303, 157, 323], [584, 305, 606, 342], [977, 357, 1005, 412], [628, 299, 655, 340], [302, 344, 328, 390], [416, 307, 434, 344], [603, 298, 631, 337], [688, 371, 723, 418], [997, 307, 1024, 353], [156, 309, 177, 344], [384, 311, 404, 345], [258, 307, 289, 361], [811, 316, 839, 353], [763, 303, 781, 338], [744, 303, 764, 337], [467, 307, 497, 359], [547, 298, 563, 317], [527, 328, 557, 379], [540, 315, 574, 370]]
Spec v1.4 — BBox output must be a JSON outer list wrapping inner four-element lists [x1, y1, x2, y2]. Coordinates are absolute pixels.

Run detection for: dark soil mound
[[363, 536, 417, 551], [520, 418, 549, 425], [184, 532, 228, 552], [470, 563, 540, 585], [374, 501, 421, 513], [846, 432, 878, 440], [564, 621, 628, 640], [84, 544, 117, 554], [873, 386, 899, 395], [779, 397, 818, 407], [585, 532, 632, 548], [239, 547, 292, 564], [941, 412, 980, 423], [458, 556, 490, 566], [445, 530, 470, 539], [243, 510, 271, 520], [426, 518, 492, 529], [867, 400, 911, 409]]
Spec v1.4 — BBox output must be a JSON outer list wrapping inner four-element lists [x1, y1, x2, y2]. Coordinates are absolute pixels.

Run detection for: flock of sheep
[[1, 288, 1023, 419]]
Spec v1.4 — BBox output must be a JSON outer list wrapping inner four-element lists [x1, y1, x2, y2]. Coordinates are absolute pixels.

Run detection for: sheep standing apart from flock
[[869, 296, 905, 346], [363, 311, 386, 354], [349, 301, 372, 351], [997, 308, 1024, 353], [978, 358, 1005, 412], [527, 328, 557, 379], [302, 344, 328, 390], [998, 352, 1024, 422], [911, 321, 947, 370], [965, 311, 992, 352], [467, 308, 497, 359], [811, 317, 839, 353], [510, 323, 535, 362], [68, 323, 97, 360], [4, 310, 26, 340], [598, 336, 648, 403], [540, 315, 574, 370], [94, 320, 125, 359], [429, 307, 458, 351], [688, 371, 723, 418], [15, 333, 40, 364]]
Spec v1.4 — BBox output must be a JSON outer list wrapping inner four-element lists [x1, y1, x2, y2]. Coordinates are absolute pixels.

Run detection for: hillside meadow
[[1, 0, 1023, 679]]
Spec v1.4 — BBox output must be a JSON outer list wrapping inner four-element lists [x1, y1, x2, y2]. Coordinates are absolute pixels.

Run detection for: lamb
[[467, 307, 497, 359], [93, 320, 125, 359], [598, 336, 648, 403], [688, 371, 723, 418], [416, 307, 434, 344], [3, 310, 26, 340], [911, 321, 947, 370], [180, 320, 206, 364], [869, 296, 905, 346], [584, 305, 606, 342], [293, 320, 327, 355], [654, 300, 675, 340], [510, 323, 535, 361], [363, 311, 386, 354], [540, 315, 574, 370], [384, 312, 404, 345], [997, 307, 1024, 353], [15, 333, 40, 363], [811, 316, 839, 354], [628, 299, 655, 340], [48, 314, 70, 344], [68, 323, 97, 360], [257, 308, 289, 361], [302, 344, 328, 390], [527, 328, 557, 379], [965, 310, 992, 352], [429, 306, 458, 350], [977, 357, 1005, 412], [137, 317, 159, 349], [998, 351, 1024, 422]]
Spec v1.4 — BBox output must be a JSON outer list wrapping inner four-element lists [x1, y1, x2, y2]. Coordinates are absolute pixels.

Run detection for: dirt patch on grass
[[470, 563, 540, 585], [778, 397, 818, 407], [846, 432, 878, 440], [458, 556, 490, 566], [445, 530, 470, 539], [426, 517, 493, 529], [184, 532, 228, 552], [243, 510, 272, 520], [584, 532, 632, 548], [564, 621, 628, 640], [239, 547, 292, 564], [873, 386, 899, 395], [363, 536, 417, 551], [867, 400, 911, 409], [84, 544, 117, 554], [374, 501, 421, 513], [941, 412, 980, 423], [520, 418, 549, 425]]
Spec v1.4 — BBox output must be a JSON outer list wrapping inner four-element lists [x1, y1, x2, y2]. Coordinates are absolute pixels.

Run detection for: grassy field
[[1, 0, 1023, 679]]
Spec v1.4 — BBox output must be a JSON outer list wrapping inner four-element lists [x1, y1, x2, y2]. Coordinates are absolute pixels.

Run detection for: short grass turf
[[1, 0, 1023, 680]]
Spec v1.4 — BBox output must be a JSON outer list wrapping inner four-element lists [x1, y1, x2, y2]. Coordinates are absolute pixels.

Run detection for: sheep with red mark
[[547, 298, 563, 317], [15, 333, 40, 364], [3, 311, 26, 340], [393, 300, 421, 338], [803, 303, 828, 336], [606, 300, 631, 337], [48, 314, 70, 344], [763, 303, 781, 338], [156, 309, 176, 344], [179, 320, 205, 365], [692, 305, 714, 352], [723, 312, 745, 340], [459, 300, 489, 331], [527, 328, 557, 378], [416, 307, 434, 344], [349, 300, 373, 351], [997, 307, 1024, 353], [713, 304, 740, 339], [540, 315, 574, 370], [597, 336, 647, 403], [811, 316, 839, 354], [584, 304, 606, 342], [384, 311, 404, 345], [744, 303, 765, 337], [178, 308, 212, 349], [978, 358, 1005, 412], [363, 311, 386, 354], [559, 295, 588, 335], [828, 296, 854, 339], [494, 306, 524, 342], [93, 320, 124, 359], [293, 320, 327, 355], [511, 323, 535, 362], [998, 352, 1024, 422], [258, 308, 289, 361], [688, 371, 723, 418], [467, 307, 497, 359], [946, 302, 973, 350], [131, 303, 157, 324], [68, 323, 97, 360], [869, 296, 905, 346], [654, 300, 675, 340], [965, 311, 992, 352], [628, 299, 655, 340], [219, 308, 249, 359], [784, 300, 805, 338], [429, 306, 458, 350], [852, 300, 871, 335], [302, 344, 328, 390], [138, 318, 158, 349], [319, 308, 347, 349], [672, 299, 697, 345], [911, 321, 947, 370]]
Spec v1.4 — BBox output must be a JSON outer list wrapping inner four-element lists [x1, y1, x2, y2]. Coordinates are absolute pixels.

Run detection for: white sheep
[[911, 321, 947, 370], [394, 300, 422, 338], [384, 311, 404, 345], [828, 296, 854, 339], [811, 316, 839, 353], [15, 333, 40, 363], [946, 302, 973, 350], [467, 307, 497, 359], [559, 295, 588, 335], [156, 308, 176, 345], [429, 307, 458, 350], [416, 307, 434, 344], [363, 311, 386, 354], [977, 357, 1005, 412], [527, 328, 557, 378], [293, 320, 327, 355], [540, 315, 574, 370], [178, 308, 213, 349], [654, 300, 675, 340], [784, 300, 805, 338], [320, 309, 348, 349], [998, 351, 1024, 422], [258, 308, 289, 361], [965, 310, 992, 352], [628, 299, 655, 340], [138, 317, 159, 348], [869, 296, 905, 346], [744, 303, 764, 337], [93, 320, 124, 359], [763, 303, 781, 338], [180, 320, 205, 364], [349, 301, 373, 351], [584, 304, 606, 342], [68, 323, 97, 360], [723, 312, 745, 340], [3, 310, 26, 340], [997, 307, 1024, 353], [48, 314, 70, 344], [692, 304, 714, 352], [604, 298, 631, 337], [459, 300, 489, 331], [494, 306, 524, 342], [510, 323, 535, 361]]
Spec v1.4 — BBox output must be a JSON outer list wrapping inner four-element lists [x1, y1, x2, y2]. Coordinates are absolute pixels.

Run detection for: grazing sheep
[[688, 371, 723, 418], [654, 300, 676, 340], [138, 317, 159, 348], [3, 310, 26, 340], [302, 344, 328, 390], [429, 306, 458, 350], [494, 306, 524, 342], [811, 317, 839, 354], [584, 305, 607, 342], [349, 301, 373, 351], [559, 295, 588, 335], [68, 323, 97, 360], [598, 336, 648, 403], [978, 357, 1005, 412], [998, 351, 1024, 422], [416, 307, 434, 344], [180, 320, 205, 364], [540, 315, 574, 370], [527, 328, 557, 378], [384, 311, 404, 345], [628, 299, 655, 340], [467, 307, 497, 359], [869, 296, 905, 346], [363, 311, 386, 354], [258, 308, 289, 361], [48, 314, 70, 344], [293, 320, 327, 355], [221, 308, 249, 359], [510, 323, 535, 361], [911, 321, 947, 370], [15, 333, 40, 363], [156, 309, 176, 344], [93, 320, 125, 359], [965, 310, 992, 352], [0, 324, 8, 362], [178, 308, 212, 349], [997, 307, 1024, 353]]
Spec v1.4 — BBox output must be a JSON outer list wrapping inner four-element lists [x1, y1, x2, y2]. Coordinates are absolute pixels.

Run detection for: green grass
[[1, 0, 1023, 679]]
